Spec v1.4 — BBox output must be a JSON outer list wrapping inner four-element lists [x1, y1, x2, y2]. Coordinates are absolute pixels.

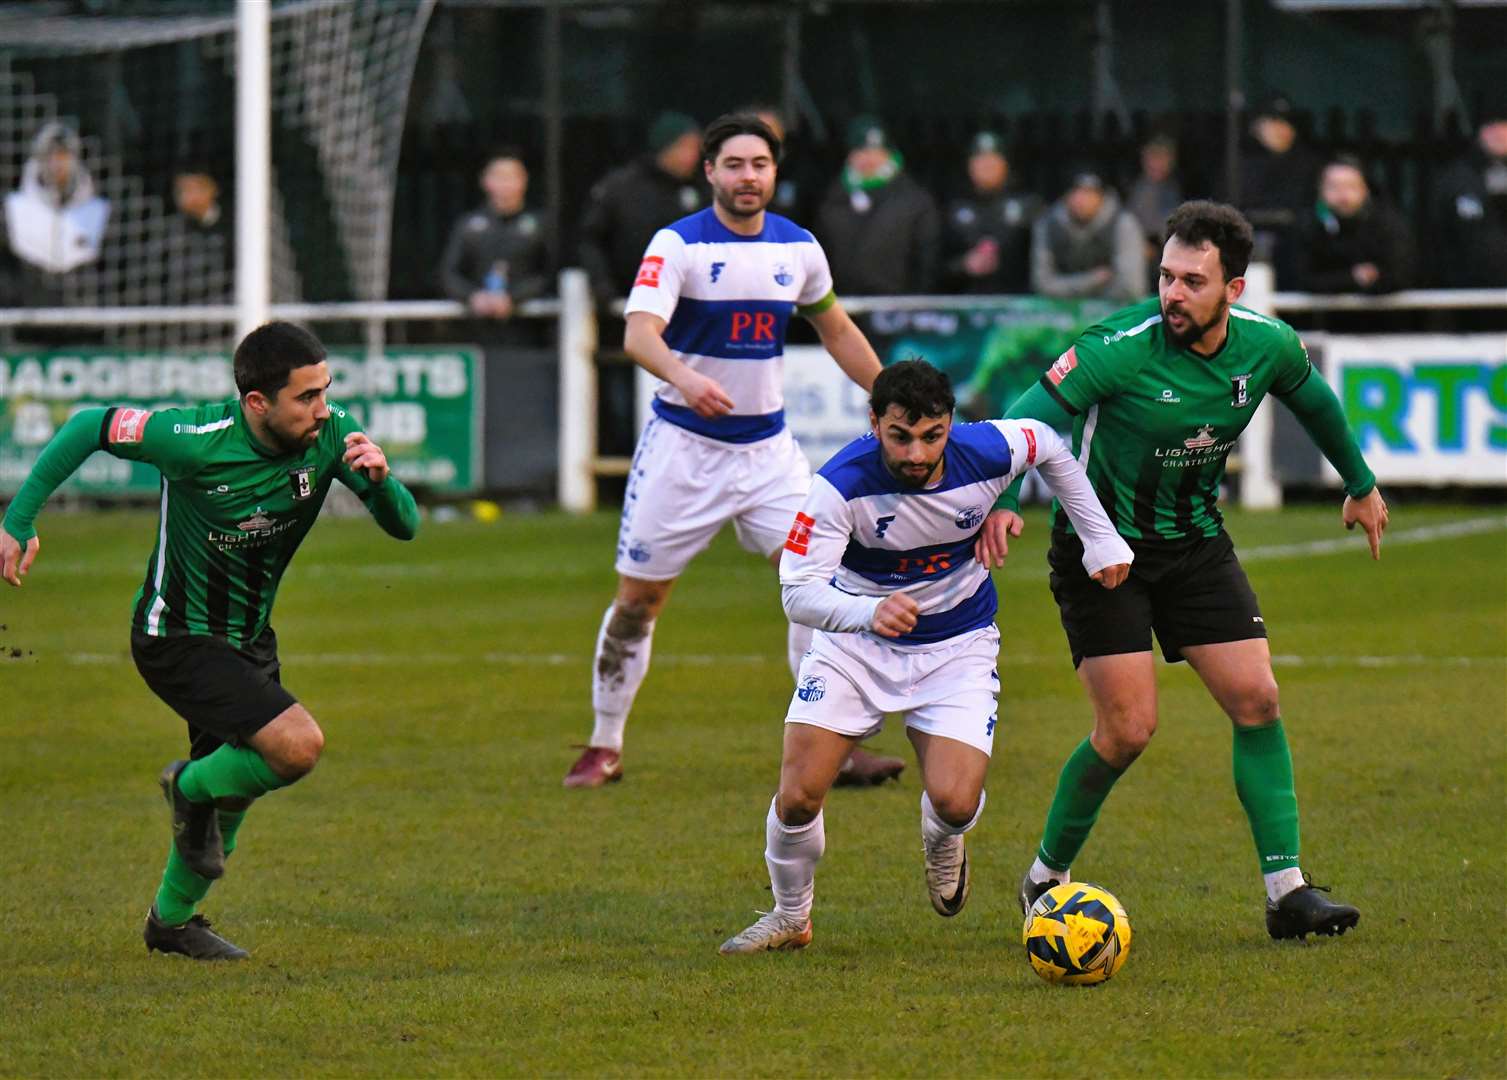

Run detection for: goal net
[[0, 0, 436, 349]]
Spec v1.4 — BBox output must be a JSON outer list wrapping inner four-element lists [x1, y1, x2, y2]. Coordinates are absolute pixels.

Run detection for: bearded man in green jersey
[[980, 200, 1388, 940], [1, 321, 420, 960]]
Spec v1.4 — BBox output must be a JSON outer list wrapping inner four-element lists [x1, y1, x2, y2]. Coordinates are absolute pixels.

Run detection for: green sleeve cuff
[[797, 290, 837, 318], [994, 479, 1023, 514], [2, 407, 110, 544], [359, 475, 421, 541], [1278, 371, 1376, 498]]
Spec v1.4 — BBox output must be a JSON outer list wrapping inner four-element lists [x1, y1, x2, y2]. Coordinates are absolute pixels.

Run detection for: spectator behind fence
[[815, 116, 940, 295], [578, 111, 703, 308], [1126, 135, 1183, 288], [1235, 93, 1320, 283], [743, 105, 816, 224], [437, 150, 551, 343], [1030, 168, 1145, 302], [1432, 106, 1507, 287], [1294, 154, 1415, 295], [170, 169, 231, 304], [943, 131, 1041, 294], [2, 121, 110, 310]]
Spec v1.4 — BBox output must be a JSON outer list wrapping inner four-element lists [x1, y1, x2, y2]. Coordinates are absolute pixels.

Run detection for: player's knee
[[275, 722, 325, 780], [1230, 678, 1281, 727], [1094, 703, 1156, 764], [777, 783, 825, 826], [929, 788, 982, 828]]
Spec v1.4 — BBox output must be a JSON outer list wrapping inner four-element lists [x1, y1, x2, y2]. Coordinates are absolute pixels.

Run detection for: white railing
[[1, 268, 1501, 512]]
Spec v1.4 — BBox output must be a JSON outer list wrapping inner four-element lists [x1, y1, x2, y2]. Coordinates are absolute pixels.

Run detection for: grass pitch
[[0, 503, 1502, 1078]]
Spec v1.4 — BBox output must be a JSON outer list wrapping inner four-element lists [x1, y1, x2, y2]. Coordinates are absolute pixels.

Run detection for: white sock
[[589, 604, 656, 751], [765, 796, 824, 920], [786, 621, 813, 680], [920, 789, 986, 847], [1029, 855, 1069, 886], [1264, 866, 1305, 904]]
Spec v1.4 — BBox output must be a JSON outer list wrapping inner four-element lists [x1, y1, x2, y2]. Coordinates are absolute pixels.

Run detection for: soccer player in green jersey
[[982, 200, 1388, 939], [1, 321, 420, 960]]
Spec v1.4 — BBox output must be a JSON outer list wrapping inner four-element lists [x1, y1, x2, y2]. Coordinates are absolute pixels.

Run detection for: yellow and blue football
[[1022, 882, 1132, 986]]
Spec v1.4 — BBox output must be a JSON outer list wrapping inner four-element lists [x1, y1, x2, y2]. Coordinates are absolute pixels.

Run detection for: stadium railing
[[2, 267, 1502, 513]]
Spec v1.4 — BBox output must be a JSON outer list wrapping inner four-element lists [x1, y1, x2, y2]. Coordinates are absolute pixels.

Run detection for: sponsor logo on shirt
[[730, 310, 777, 342], [796, 675, 826, 703], [634, 255, 665, 288], [1047, 347, 1077, 386], [1183, 424, 1217, 450], [1231, 373, 1252, 408], [710, 261, 725, 284], [108, 407, 151, 444], [784, 511, 815, 556], [1023, 427, 1037, 465], [1157, 388, 1181, 404], [955, 505, 985, 530], [874, 514, 896, 539]]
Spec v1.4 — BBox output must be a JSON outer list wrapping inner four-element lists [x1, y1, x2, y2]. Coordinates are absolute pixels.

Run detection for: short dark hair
[[1163, 200, 1255, 282], [482, 146, 526, 172], [701, 112, 782, 166], [870, 359, 955, 424], [234, 321, 327, 399]]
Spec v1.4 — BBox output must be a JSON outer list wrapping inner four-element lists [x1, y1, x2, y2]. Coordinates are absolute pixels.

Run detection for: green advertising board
[[0, 347, 482, 495], [861, 297, 1119, 419]]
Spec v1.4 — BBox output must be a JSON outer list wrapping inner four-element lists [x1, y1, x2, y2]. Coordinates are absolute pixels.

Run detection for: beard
[[882, 454, 940, 489], [266, 416, 322, 453], [714, 183, 770, 219], [1162, 296, 1227, 350]]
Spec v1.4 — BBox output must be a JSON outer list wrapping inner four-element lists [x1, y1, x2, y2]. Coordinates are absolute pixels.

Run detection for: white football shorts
[[614, 417, 814, 581], [785, 623, 1001, 756]]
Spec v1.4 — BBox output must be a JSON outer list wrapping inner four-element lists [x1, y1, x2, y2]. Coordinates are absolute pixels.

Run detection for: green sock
[[1232, 718, 1301, 872], [1037, 737, 1126, 872], [177, 745, 288, 803], [152, 803, 253, 925]]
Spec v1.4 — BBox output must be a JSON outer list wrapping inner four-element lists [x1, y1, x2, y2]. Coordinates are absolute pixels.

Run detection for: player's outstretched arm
[[1276, 372, 1386, 559], [1011, 419, 1132, 587], [337, 433, 419, 541], [806, 300, 882, 392], [1, 406, 116, 584]]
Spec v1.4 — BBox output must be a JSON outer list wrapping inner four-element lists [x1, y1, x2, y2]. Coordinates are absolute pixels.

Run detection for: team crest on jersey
[[784, 512, 815, 556], [1047, 347, 1077, 385], [634, 255, 664, 288], [237, 509, 276, 533], [289, 465, 316, 501], [108, 407, 151, 444], [1231, 373, 1252, 407], [1184, 424, 1217, 450], [773, 263, 794, 287], [796, 675, 826, 703], [626, 540, 651, 563], [955, 505, 985, 530]]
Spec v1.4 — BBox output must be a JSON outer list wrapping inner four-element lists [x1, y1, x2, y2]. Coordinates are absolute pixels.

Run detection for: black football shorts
[[1047, 529, 1266, 667], [132, 627, 297, 758]]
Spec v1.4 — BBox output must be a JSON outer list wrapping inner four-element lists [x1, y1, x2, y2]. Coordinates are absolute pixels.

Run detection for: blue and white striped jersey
[[779, 419, 1133, 647], [623, 208, 834, 445]]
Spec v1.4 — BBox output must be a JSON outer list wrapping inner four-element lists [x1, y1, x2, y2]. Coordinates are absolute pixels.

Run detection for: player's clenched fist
[[342, 432, 390, 483], [1090, 562, 1131, 589], [872, 592, 920, 638]]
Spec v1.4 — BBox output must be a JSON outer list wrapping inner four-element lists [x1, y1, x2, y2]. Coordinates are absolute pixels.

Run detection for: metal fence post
[[557, 268, 598, 513]]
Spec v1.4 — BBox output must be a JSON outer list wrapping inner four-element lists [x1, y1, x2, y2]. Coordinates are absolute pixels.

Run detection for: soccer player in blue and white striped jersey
[[720, 360, 1132, 954], [565, 113, 893, 789]]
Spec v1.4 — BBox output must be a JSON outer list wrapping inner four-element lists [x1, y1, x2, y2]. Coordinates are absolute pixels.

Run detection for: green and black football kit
[[3, 397, 419, 933], [1000, 297, 1377, 890], [1002, 296, 1374, 665]]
